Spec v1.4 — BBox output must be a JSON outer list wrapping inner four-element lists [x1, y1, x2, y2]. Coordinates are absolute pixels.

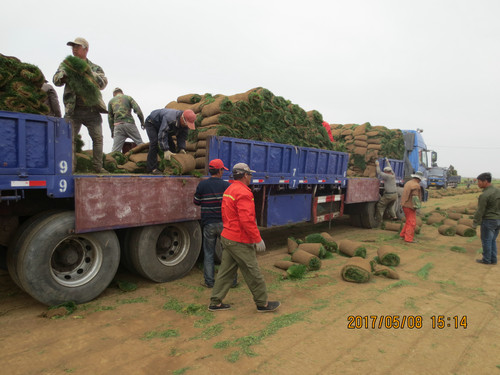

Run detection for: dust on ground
[[1, 188, 499, 375]]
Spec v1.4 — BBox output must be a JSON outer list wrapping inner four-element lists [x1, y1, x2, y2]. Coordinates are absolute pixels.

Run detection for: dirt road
[[1, 189, 499, 375]]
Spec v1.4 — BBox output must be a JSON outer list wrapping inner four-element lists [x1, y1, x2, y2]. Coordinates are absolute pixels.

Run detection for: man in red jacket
[[208, 163, 280, 312]]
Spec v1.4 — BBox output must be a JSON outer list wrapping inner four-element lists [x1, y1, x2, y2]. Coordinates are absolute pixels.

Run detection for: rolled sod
[[338, 239, 367, 258], [274, 260, 295, 271], [416, 217, 423, 227], [372, 264, 400, 279], [382, 221, 402, 231], [426, 214, 444, 225], [320, 232, 338, 252], [341, 257, 372, 283], [170, 154, 196, 175], [286, 264, 308, 279], [287, 238, 299, 254], [304, 233, 337, 252], [377, 245, 400, 266], [455, 224, 476, 237], [438, 225, 456, 236], [443, 218, 458, 226], [447, 212, 462, 220], [291, 249, 321, 271], [457, 218, 474, 228], [298, 243, 327, 258]]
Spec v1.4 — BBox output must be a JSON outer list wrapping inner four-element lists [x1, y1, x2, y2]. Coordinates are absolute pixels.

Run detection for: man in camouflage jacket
[[107, 88, 144, 153], [53, 37, 108, 173]]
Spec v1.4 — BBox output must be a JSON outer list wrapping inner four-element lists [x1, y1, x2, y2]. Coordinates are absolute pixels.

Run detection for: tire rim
[[50, 236, 103, 287], [156, 225, 190, 266]]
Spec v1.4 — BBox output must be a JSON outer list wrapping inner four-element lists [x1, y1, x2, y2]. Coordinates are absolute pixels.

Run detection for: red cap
[[182, 109, 196, 130], [209, 159, 228, 170]]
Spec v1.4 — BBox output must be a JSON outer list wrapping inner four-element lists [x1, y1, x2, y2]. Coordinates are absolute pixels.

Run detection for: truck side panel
[[207, 136, 348, 187], [0, 110, 73, 198], [344, 178, 380, 204], [74, 176, 201, 233]]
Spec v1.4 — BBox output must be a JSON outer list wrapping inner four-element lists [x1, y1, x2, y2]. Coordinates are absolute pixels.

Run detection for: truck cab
[[427, 167, 447, 189]]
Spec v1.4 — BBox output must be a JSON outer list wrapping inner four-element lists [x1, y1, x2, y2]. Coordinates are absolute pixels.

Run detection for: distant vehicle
[[427, 167, 447, 189]]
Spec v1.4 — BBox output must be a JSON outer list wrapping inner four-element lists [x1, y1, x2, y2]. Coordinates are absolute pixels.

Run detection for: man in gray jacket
[[375, 158, 398, 222]]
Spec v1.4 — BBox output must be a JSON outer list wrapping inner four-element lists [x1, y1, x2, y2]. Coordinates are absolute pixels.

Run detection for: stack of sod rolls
[[76, 143, 197, 175], [328, 123, 405, 177], [166, 87, 333, 173], [0, 54, 49, 115]]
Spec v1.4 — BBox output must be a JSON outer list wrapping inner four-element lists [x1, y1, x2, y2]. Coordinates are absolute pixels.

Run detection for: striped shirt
[[193, 177, 231, 225]]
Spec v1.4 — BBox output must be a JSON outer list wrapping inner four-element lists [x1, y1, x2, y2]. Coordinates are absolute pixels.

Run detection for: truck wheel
[[16, 211, 120, 305], [360, 202, 380, 229], [128, 221, 202, 282], [7, 210, 66, 290]]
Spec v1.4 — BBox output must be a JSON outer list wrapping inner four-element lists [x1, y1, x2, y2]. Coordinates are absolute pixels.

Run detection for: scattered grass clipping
[[450, 246, 467, 253], [417, 263, 434, 280], [286, 264, 307, 279]]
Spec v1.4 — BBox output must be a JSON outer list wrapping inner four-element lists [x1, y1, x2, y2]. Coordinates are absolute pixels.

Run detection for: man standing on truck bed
[[375, 158, 398, 223], [208, 163, 280, 313], [53, 37, 108, 173], [473, 172, 500, 265], [107, 87, 144, 153], [400, 171, 424, 243], [144, 108, 196, 174], [194, 159, 234, 288]]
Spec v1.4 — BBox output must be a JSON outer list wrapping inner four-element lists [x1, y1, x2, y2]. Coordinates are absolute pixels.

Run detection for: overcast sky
[[2, 0, 499, 178]]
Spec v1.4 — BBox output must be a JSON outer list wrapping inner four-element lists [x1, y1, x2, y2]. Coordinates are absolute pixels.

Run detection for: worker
[[107, 88, 144, 153], [400, 171, 424, 243], [473, 172, 500, 265], [41, 80, 62, 117], [144, 108, 196, 174], [194, 159, 237, 288], [53, 37, 108, 173], [375, 158, 398, 223], [208, 163, 280, 313]]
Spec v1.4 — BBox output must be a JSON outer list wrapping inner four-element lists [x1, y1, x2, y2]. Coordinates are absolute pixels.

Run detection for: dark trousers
[[145, 120, 160, 172]]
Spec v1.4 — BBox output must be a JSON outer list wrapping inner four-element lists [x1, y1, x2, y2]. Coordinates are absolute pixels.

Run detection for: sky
[[2, 0, 499, 178]]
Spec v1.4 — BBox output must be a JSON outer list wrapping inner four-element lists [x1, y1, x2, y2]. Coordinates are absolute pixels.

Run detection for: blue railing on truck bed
[[0, 110, 74, 199], [207, 136, 349, 188]]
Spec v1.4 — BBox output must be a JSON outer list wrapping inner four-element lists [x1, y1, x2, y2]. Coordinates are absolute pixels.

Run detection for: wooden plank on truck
[[74, 176, 201, 233], [344, 178, 380, 204]]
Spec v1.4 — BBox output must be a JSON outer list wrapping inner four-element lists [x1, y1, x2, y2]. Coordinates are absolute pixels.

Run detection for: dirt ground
[[1, 187, 499, 375]]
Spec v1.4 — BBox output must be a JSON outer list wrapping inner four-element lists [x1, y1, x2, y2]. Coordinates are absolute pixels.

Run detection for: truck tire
[[359, 202, 380, 229], [7, 209, 66, 290], [15, 211, 120, 305], [127, 220, 202, 282]]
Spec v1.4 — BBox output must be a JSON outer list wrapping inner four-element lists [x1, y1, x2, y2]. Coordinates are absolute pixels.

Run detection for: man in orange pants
[[400, 171, 424, 243]]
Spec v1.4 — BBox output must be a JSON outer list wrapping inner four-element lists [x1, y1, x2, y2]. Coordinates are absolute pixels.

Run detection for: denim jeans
[[202, 222, 224, 286], [480, 219, 500, 264]]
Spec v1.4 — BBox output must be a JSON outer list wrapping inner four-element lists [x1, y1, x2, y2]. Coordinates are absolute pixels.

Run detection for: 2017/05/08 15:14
[[346, 315, 468, 329]]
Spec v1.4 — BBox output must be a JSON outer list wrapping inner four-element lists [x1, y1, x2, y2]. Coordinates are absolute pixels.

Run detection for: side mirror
[[431, 151, 437, 163]]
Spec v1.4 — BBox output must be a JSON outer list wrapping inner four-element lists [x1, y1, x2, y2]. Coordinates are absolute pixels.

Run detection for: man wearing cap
[[209, 163, 280, 313], [473, 172, 500, 265], [400, 171, 424, 243], [375, 158, 398, 223], [53, 37, 108, 173], [144, 108, 196, 174], [107, 88, 144, 153], [194, 159, 232, 288]]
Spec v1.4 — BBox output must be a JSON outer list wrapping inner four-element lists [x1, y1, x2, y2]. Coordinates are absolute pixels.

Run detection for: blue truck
[[427, 167, 448, 189], [0, 111, 431, 305]]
